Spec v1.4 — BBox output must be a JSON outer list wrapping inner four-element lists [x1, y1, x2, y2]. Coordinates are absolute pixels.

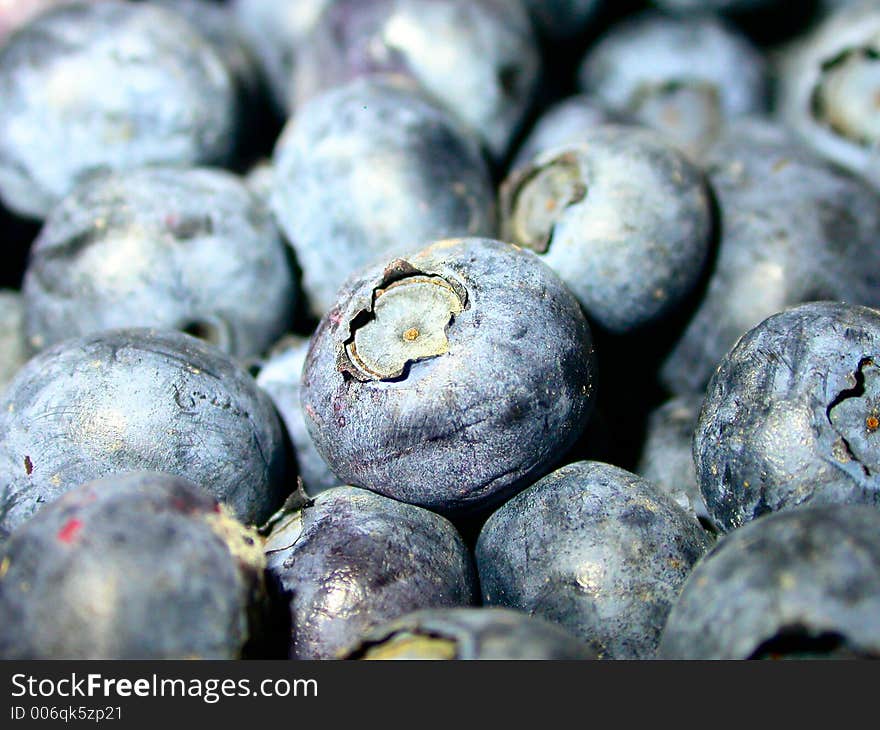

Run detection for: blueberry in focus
[[271, 76, 495, 319], [256, 336, 338, 497], [661, 119, 880, 395], [778, 2, 880, 190], [695, 301, 880, 534], [0, 328, 288, 538], [301, 237, 596, 515], [291, 0, 541, 160], [500, 126, 712, 334], [0, 1, 239, 219], [23, 166, 296, 360], [263, 485, 477, 659], [476, 461, 711, 659], [343, 607, 597, 660], [0, 472, 268, 659], [578, 11, 768, 159], [660, 504, 880, 659]]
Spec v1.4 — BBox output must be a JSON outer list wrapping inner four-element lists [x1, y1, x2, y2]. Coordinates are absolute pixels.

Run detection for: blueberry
[[256, 336, 338, 497], [0, 290, 27, 392], [660, 504, 880, 659], [0, 328, 288, 538], [661, 119, 880, 395], [152, 0, 264, 104], [343, 607, 598, 660], [291, 0, 541, 159], [778, 3, 880, 190], [301, 237, 596, 515], [263, 485, 477, 659], [513, 95, 632, 170], [271, 77, 496, 318], [23, 167, 296, 360], [0, 471, 268, 659], [578, 11, 768, 159], [0, 1, 238, 219], [637, 394, 710, 525], [695, 301, 880, 534], [231, 0, 331, 112], [500, 126, 712, 334], [475, 461, 711, 659]]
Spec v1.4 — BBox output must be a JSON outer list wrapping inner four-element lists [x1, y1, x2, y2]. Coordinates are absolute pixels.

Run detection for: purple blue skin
[[577, 11, 768, 160], [264, 485, 478, 660], [271, 76, 496, 319], [0, 328, 289, 539], [0, 1, 239, 220], [476, 461, 711, 659], [231, 0, 331, 112], [512, 95, 633, 170], [0, 472, 268, 659], [695, 302, 880, 535], [256, 336, 338, 497], [637, 394, 711, 526], [343, 607, 598, 660], [22, 167, 296, 361], [521, 0, 600, 40], [660, 119, 880, 396], [0, 290, 27, 392], [660, 504, 880, 659], [151, 0, 264, 103], [300, 237, 596, 516], [500, 126, 713, 334], [291, 0, 541, 160], [778, 3, 880, 191]]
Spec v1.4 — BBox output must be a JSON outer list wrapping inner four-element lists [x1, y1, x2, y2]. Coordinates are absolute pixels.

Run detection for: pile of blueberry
[[1, 0, 879, 661]]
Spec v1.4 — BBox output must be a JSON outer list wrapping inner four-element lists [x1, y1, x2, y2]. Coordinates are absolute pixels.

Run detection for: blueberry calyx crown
[[811, 43, 880, 148], [338, 259, 467, 382], [353, 632, 458, 660], [628, 79, 721, 113], [629, 79, 722, 144], [826, 356, 880, 478], [501, 150, 586, 254]]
